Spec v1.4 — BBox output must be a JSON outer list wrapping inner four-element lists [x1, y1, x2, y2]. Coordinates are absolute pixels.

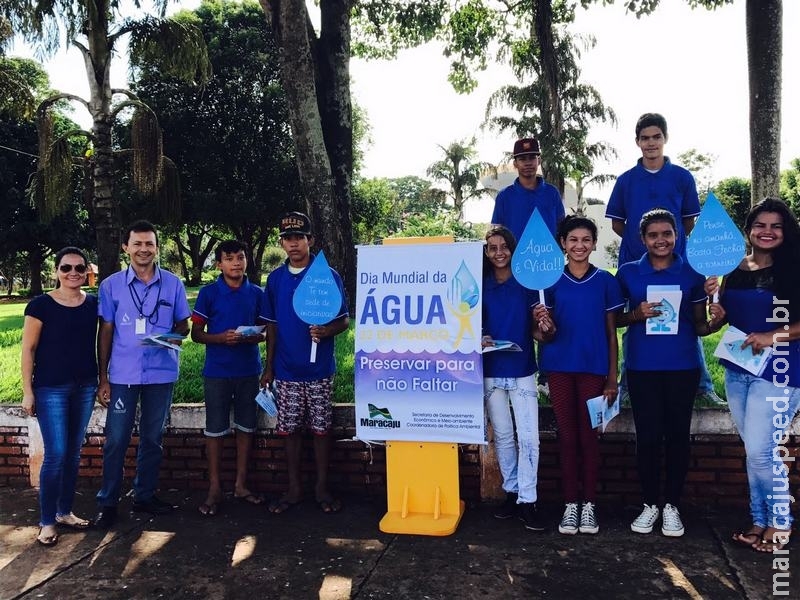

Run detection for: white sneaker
[[661, 503, 685, 537], [558, 502, 579, 535], [631, 504, 660, 534], [579, 502, 599, 534]]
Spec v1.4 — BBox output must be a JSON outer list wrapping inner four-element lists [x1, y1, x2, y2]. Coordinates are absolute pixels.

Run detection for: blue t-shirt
[[540, 266, 624, 376], [616, 254, 707, 371], [605, 157, 701, 266], [264, 255, 349, 381], [719, 266, 800, 387], [481, 274, 538, 378], [491, 176, 565, 242], [192, 275, 265, 378], [25, 293, 98, 387]]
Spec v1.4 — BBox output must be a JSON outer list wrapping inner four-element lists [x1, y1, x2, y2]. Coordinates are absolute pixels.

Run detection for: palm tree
[[2, 1, 210, 280], [426, 139, 491, 221]]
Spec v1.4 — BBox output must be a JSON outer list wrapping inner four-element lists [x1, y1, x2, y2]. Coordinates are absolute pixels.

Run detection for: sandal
[[36, 527, 59, 547], [198, 501, 220, 517], [754, 528, 792, 553], [56, 512, 91, 530], [732, 526, 764, 548], [268, 496, 302, 514]]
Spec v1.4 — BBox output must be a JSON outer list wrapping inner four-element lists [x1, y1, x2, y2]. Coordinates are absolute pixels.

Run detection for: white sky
[[10, 0, 799, 223]]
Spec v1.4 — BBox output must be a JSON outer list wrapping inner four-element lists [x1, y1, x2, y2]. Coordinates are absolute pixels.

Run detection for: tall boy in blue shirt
[[262, 212, 349, 514], [191, 240, 266, 516], [606, 113, 721, 404]]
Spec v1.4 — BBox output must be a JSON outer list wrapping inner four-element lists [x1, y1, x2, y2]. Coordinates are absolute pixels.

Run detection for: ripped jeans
[[484, 375, 540, 503]]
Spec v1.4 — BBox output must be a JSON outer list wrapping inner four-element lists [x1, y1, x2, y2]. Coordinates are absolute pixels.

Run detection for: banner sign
[[355, 242, 485, 443]]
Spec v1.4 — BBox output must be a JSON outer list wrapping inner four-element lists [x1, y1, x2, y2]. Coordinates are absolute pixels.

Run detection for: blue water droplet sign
[[293, 251, 342, 361], [511, 208, 564, 295], [686, 191, 746, 278]]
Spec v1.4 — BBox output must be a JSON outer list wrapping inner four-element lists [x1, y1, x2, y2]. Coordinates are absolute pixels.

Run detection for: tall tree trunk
[[261, 0, 356, 308], [79, 2, 120, 281], [27, 248, 44, 296], [746, 0, 782, 205]]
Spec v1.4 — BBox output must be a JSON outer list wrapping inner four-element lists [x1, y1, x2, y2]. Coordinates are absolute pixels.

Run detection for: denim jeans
[[484, 375, 539, 503], [96, 383, 174, 506], [724, 370, 800, 529], [36, 382, 96, 526]]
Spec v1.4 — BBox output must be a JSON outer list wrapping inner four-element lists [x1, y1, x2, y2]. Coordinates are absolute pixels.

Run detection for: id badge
[[135, 317, 147, 335]]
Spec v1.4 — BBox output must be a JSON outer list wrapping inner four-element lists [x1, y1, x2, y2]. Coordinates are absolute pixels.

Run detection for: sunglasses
[[59, 264, 88, 274]]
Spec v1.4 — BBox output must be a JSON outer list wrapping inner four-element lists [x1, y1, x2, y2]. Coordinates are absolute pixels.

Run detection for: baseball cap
[[278, 211, 312, 237], [513, 138, 541, 157]]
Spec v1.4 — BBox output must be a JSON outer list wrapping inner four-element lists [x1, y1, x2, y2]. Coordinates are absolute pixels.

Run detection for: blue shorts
[[203, 376, 259, 436], [274, 377, 333, 435]]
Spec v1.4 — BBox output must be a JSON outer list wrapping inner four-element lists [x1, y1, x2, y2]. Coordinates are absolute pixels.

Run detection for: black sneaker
[[93, 506, 117, 529], [518, 502, 545, 531], [494, 492, 518, 519], [132, 495, 175, 515]]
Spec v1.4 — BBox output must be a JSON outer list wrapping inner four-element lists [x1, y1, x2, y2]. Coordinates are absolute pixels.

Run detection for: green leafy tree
[[677, 149, 716, 198], [714, 176, 752, 230], [131, 0, 298, 285], [779, 158, 800, 216], [426, 138, 491, 221], [3, 0, 211, 280]]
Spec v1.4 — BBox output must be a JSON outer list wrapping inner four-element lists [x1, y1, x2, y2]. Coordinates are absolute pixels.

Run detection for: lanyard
[[128, 266, 163, 323]]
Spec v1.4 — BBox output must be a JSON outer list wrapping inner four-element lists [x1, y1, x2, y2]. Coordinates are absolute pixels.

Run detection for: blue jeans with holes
[[96, 383, 174, 507], [35, 382, 96, 526], [484, 374, 540, 504], [724, 370, 800, 529]]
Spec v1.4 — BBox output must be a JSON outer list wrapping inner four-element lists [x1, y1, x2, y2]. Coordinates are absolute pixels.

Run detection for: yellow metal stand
[[378, 441, 465, 536], [376, 235, 465, 536]]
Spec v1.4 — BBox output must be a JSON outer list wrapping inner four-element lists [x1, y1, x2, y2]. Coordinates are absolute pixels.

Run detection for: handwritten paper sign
[[292, 251, 343, 362], [686, 192, 746, 295], [511, 208, 564, 304]]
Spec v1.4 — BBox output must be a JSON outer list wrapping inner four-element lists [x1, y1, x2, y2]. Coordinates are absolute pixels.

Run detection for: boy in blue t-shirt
[[262, 212, 349, 514], [191, 240, 266, 516], [605, 113, 721, 404]]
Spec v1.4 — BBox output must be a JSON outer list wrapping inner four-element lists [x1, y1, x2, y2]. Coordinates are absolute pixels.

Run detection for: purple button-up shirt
[[98, 266, 191, 385]]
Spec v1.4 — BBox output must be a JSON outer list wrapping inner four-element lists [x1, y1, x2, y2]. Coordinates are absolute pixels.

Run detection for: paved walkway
[[0, 487, 795, 599]]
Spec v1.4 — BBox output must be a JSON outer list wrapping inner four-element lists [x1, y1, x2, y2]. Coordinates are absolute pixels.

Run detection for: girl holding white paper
[[482, 226, 554, 532], [615, 209, 724, 538], [705, 198, 800, 553], [533, 216, 624, 535]]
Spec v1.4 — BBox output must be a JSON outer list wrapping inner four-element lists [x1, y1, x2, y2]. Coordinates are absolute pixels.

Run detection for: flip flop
[[268, 497, 301, 514], [316, 497, 342, 514], [732, 528, 763, 547], [198, 501, 219, 517], [754, 530, 792, 553], [36, 528, 59, 547], [55, 513, 91, 530], [234, 493, 265, 506]]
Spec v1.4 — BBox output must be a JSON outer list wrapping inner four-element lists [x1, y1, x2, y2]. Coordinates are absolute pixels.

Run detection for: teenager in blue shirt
[[616, 209, 724, 538], [482, 226, 554, 532], [606, 112, 720, 405], [191, 240, 266, 517], [534, 216, 623, 535], [706, 198, 800, 553], [262, 212, 349, 514], [491, 137, 564, 243]]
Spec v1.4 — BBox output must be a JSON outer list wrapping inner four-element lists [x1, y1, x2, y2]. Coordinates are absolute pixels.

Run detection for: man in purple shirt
[[94, 220, 191, 528]]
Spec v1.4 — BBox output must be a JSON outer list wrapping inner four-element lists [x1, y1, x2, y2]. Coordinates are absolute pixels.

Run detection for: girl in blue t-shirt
[[534, 216, 624, 535], [615, 209, 724, 538], [482, 226, 554, 531], [706, 198, 800, 554]]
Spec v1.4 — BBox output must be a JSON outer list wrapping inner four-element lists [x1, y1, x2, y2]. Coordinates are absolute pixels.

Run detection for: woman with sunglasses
[[21, 247, 98, 546]]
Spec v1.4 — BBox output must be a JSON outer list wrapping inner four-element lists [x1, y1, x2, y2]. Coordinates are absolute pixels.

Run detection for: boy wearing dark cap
[[261, 212, 350, 514], [491, 138, 565, 242]]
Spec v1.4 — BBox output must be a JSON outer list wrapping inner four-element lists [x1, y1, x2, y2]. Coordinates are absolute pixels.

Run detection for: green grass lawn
[[0, 295, 723, 405]]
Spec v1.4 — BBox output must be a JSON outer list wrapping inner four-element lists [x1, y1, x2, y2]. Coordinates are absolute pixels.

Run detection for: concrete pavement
[[0, 486, 795, 599]]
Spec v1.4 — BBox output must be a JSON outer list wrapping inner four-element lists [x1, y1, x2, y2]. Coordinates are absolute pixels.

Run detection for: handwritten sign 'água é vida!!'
[[511, 208, 564, 304], [686, 191, 746, 300], [292, 251, 343, 362]]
